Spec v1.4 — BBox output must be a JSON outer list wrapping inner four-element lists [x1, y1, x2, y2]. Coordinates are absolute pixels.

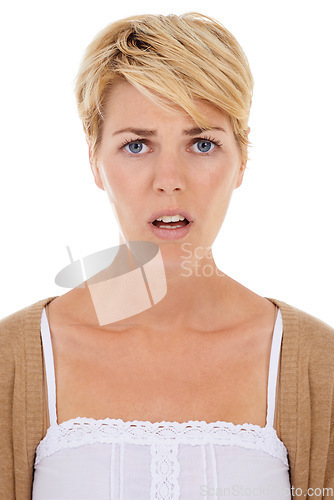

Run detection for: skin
[[87, 81, 274, 343], [43, 81, 280, 433]]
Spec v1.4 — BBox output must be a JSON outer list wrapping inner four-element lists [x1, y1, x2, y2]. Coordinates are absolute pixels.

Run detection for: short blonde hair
[[75, 12, 254, 165]]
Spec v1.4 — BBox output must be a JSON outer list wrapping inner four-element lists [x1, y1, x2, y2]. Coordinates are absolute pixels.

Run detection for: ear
[[235, 163, 246, 189], [87, 139, 104, 191], [234, 127, 250, 189]]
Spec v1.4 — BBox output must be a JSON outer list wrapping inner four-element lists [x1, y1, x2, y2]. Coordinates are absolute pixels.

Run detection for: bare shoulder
[[46, 286, 97, 328], [220, 274, 278, 331]]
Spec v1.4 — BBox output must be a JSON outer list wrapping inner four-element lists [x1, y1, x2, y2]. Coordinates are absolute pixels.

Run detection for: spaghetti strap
[[266, 308, 283, 428], [40, 307, 58, 426], [39, 305, 283, 430]]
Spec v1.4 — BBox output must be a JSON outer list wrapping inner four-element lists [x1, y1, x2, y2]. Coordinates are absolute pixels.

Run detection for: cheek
[[98, 157, 126, 194], [200, 161, 236, 190], [102, 170, 142, 217], [202, 164, 238, 206]]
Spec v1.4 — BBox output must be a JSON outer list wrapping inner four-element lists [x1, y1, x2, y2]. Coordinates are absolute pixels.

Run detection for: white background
[[0, 0, 333, 324]]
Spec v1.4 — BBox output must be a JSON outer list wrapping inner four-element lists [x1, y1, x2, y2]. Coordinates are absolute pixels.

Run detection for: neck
[[84, 238, 231, 331]]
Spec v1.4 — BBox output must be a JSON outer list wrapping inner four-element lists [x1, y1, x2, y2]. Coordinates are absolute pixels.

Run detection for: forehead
[[103, 80, 233, 132]]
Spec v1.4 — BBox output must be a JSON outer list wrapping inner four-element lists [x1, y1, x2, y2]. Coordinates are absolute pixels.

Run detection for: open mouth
[[152, 219, 190, 229]]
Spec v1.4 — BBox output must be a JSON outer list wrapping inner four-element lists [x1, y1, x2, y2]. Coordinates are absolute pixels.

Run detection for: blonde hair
[[75, 12, 254, 165]]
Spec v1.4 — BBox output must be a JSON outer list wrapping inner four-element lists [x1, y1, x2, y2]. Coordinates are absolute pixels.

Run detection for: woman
[[0, 12, 333, 500]]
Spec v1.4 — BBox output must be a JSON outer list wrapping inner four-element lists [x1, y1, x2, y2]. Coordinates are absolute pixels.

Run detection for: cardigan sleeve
[[0, 298, 56, 500], [306, 314, 334, 499], [0, 311, 16, 499]]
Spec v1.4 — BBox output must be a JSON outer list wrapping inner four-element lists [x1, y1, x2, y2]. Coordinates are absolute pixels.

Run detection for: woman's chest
[[43, 319, 278, 437]]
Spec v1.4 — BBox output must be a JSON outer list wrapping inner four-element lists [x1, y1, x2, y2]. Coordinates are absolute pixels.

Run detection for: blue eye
[[126, 141, 144, 154], [196, 140, 213, 152], [190, 138, 221, 154], [122, 140, 150, 154]]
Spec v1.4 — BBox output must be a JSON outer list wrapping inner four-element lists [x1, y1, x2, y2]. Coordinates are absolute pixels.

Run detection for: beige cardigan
[[0, 296, 334, 499]]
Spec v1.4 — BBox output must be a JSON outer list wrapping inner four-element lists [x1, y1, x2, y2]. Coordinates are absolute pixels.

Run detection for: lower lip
[[148, 221, 193, 240]]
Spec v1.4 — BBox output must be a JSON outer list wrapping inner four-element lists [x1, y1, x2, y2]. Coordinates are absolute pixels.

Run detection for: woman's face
[[90, 81, 245, 251]]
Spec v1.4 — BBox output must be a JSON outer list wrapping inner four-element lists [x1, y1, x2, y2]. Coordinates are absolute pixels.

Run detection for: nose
[[152, 152, 186, 194]]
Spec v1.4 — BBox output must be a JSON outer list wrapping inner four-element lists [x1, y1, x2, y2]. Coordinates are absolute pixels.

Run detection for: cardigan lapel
[[265, 297, 310, 496], [22, 296, 58, 500], [23, 295, 309, 498]]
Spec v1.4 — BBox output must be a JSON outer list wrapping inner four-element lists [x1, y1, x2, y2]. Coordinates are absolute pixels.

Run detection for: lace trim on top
[[36, 305, 289, 489], [34, 416, 289, 468]]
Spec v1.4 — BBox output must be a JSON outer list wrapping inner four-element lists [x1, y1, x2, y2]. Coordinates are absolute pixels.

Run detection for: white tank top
[[32, 307, 291, 500]]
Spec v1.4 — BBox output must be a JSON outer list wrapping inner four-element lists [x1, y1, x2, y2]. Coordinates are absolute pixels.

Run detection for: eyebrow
[[112, 127, 226, 137], [183, 127, 226, 136]]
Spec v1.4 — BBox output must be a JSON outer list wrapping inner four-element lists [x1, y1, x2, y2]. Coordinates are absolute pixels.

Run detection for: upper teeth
[[155, 215, 186, 222]]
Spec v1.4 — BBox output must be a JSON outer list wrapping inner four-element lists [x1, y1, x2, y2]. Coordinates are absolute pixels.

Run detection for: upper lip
[[148, 208, 193, 223]]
